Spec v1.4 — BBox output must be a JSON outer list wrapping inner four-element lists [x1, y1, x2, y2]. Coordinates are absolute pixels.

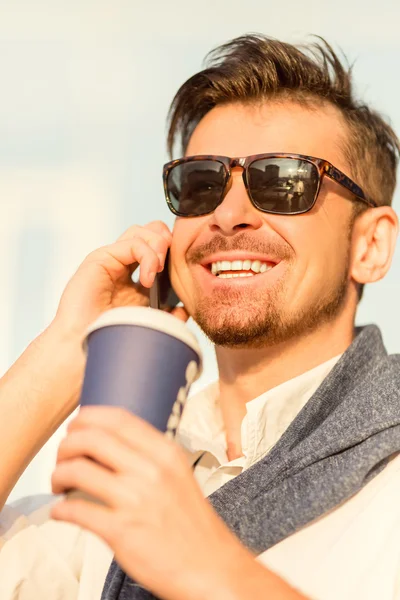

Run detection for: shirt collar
[[176, 355, 342, 470]]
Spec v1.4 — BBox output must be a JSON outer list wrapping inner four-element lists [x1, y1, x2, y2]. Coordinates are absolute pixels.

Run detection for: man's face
[[170, 101, 357, 348]]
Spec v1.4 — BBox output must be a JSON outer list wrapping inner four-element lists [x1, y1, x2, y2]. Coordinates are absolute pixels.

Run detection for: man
[[0, 35, 399, 600]]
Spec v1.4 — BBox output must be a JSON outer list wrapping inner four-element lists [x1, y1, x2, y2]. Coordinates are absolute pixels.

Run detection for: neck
[[215, 313, 355, 460]]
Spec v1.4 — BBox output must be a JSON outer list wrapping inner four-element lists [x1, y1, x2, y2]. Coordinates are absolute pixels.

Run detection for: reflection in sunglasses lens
[[248, 158, 319, 214]]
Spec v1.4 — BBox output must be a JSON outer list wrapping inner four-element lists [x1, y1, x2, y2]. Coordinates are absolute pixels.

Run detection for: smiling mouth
[[208, 259, 275, 278]]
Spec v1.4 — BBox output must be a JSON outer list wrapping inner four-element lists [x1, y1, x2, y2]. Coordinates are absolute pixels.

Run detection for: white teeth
[[210, 259, 273, 277], [243, 259, 252, 270], [219, 272, 254, 278], [231, 260, 243, 270]]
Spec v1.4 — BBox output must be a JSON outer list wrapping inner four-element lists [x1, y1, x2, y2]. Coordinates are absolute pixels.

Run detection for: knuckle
[[147, 220, 170, 233], [112, 237, 143, 257], [145, 463, 162, 485], [84, 247, 103, 262], [144, 237, 163, 254], [121, 225, 168, 252], [146, 222, 172, 243], [123, 238, 146, 262], [108, 407, 133, 429], [147, 462, 168, 486], [72, 428, 102, 456], [132, 239, 156, 261]]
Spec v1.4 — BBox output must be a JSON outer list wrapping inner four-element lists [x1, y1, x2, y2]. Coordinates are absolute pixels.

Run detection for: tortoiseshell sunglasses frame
[[162, 152, 377, 217]]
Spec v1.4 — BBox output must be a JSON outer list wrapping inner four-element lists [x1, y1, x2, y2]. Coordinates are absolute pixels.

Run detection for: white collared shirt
[[176, 355, 342, 497], [1, 355, 400, 600]]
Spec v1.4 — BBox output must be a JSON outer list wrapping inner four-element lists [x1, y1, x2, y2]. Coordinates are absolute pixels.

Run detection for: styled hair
[[167, 35, 400, 208]]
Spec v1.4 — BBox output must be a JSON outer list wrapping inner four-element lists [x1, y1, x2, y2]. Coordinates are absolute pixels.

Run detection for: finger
[[119, 221, 171, 244], [116, 225, 170, 272], [56, 428, 155, 479], [50, 498, 117, 546], [143, 220, 172, 244], [88, 237, 160, 288], [52, 456, 150, 515], [51, 457, 117, 504], [68, 406, 183, 466]]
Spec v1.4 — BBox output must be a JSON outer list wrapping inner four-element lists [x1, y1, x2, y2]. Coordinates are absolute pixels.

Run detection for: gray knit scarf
[[101, 325, 400, 599]]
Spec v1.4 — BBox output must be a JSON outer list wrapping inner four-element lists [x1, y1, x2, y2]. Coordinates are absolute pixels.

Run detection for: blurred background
[[1, 0, 399, 502]]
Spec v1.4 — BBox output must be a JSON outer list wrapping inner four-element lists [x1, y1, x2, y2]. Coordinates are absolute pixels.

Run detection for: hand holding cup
[[64, 306, 202, 503]]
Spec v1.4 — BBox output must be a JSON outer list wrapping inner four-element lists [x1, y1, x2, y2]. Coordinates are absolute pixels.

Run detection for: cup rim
[[84, 307, 202, 367]]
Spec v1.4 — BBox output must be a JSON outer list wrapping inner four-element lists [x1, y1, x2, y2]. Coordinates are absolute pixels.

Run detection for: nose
[[209, 168, 264, 235]]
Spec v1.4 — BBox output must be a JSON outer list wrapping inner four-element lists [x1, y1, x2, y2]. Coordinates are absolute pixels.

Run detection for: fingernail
[[149, 271, 156, 284]]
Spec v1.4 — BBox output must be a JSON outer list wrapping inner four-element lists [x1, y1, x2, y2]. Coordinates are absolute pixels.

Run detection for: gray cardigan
[[101, 325, 400, 599]]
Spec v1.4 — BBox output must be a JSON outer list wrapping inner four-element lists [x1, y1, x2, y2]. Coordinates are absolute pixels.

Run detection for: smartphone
[[149, 249, 180, 310]]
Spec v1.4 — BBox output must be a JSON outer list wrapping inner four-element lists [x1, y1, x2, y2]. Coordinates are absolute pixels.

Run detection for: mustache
[[186, 232, 294, 264]]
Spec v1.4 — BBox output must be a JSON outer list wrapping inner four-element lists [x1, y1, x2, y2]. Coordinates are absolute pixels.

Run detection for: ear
[[350, 206, 398, 285]]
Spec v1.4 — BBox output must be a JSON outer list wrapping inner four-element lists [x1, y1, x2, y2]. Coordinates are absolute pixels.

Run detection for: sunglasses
[[163, 153, 377, 217]]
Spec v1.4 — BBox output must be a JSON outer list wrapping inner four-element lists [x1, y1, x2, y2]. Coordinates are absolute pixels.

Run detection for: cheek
[[273, 212, 351, 295], [170, 218, 197, 260]]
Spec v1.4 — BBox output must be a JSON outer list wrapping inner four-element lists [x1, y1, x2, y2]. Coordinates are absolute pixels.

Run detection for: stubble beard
[[193, 260, 350, 349]]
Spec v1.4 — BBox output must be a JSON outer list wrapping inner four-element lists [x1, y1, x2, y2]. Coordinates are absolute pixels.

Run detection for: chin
[[193, 285, 349, 349], [193, 303, 284, 348]]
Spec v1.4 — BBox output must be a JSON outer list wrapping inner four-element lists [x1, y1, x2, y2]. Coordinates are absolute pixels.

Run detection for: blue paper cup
[[65, 306, 202, 503]]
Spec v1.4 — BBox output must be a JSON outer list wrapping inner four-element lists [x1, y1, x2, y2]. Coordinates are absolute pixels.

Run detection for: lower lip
[[194, 263, 283, 292]]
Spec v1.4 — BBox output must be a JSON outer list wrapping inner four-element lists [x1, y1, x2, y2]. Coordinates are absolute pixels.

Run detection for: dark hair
[[167, 34, 400, 208]]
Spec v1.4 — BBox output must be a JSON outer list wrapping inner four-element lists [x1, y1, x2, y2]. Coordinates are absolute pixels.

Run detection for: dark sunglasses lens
[[247, 158, 319, 214], [166, 160, 226, 216]]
